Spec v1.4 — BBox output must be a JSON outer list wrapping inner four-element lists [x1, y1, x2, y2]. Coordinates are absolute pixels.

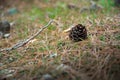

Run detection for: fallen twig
[[0, 20, 54, 52]]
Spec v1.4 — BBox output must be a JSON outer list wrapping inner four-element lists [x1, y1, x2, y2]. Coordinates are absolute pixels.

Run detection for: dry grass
[[0, 0, 120, 80]]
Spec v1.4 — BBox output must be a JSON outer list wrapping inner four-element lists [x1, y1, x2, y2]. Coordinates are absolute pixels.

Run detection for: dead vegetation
[[0, 0, 120, 80]]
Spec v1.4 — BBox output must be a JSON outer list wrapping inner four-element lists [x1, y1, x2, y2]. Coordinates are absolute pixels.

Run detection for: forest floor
[[0, 0, 120, 80]]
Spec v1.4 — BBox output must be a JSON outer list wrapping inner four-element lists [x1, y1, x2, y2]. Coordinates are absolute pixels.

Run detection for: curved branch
[[0, 20, 54, 52]]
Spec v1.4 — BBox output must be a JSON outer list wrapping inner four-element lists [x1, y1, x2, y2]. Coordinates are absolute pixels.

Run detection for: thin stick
[[0, 20, 54, 52]]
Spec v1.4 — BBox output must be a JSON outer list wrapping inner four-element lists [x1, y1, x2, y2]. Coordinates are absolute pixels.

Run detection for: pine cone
[[69, 24, 87, 42], [0, 21, 10, 38]]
